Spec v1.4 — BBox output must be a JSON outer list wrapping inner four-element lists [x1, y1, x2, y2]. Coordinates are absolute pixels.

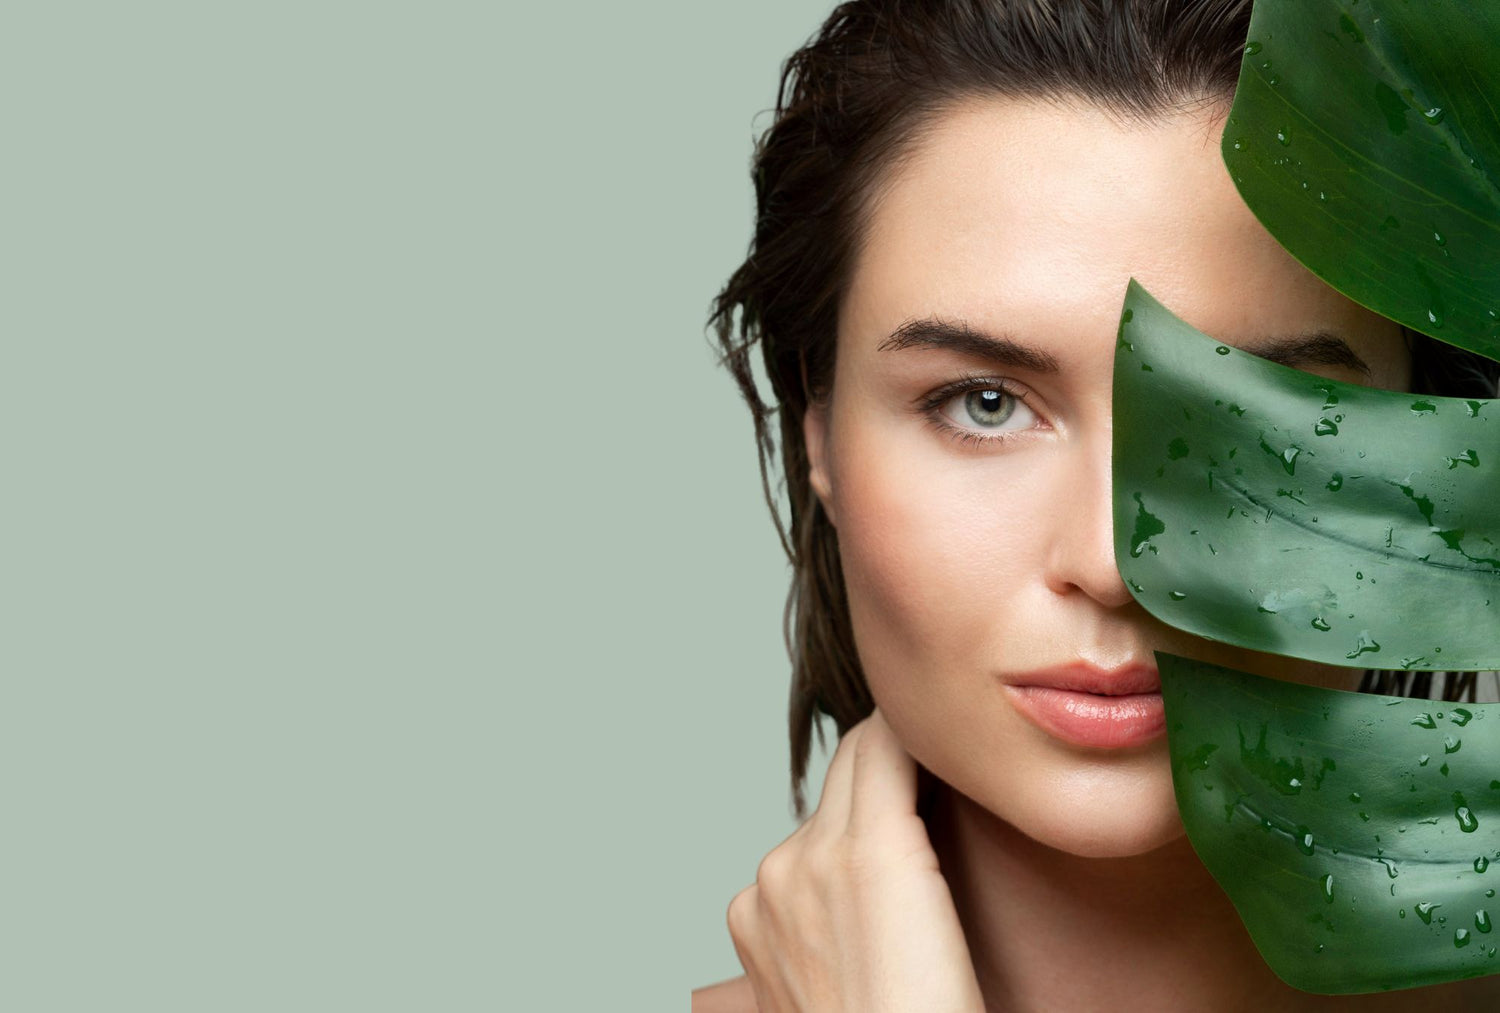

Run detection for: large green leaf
[[1160, 650, 1500, 994], [1127, 0, 1500, 997], [1114, 280, 1500, 670], [1223, 0, 1500, 355]]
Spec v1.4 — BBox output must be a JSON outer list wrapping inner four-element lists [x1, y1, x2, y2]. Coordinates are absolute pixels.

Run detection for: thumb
[[847, 707, 920, 836]]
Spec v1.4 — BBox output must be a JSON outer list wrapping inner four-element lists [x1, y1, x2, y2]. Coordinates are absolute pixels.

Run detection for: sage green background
[[8, 2, 835, 1009]]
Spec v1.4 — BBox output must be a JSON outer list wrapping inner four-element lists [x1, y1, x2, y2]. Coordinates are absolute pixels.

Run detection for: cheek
[[827, 422, 1051, 694], [822, 414, 1190, 857]]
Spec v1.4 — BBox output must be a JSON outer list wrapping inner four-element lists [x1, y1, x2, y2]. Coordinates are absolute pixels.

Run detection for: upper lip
[[1003, 661, 1161, 696]]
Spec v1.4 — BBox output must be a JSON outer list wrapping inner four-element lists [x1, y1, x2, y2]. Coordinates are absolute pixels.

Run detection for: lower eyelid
[[933, 420, 1026, 447]]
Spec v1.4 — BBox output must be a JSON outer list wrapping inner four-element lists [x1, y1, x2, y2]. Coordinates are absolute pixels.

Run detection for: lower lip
[[1003, 685, 1166, 749]]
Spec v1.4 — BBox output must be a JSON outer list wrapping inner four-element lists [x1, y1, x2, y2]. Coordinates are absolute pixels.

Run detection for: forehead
[[839, 95, 1395, 368]]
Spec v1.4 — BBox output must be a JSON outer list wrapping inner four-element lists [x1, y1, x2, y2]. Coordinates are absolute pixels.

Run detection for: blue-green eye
[[935, 383, 1039, 440], [962, 389, 1015, 426]]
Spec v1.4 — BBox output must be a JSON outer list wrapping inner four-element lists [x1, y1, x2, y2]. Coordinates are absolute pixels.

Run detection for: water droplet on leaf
[[1129, 493, 1165, 559], [1456, 791, 1480, 832], [1345, 631, 1381, 659]]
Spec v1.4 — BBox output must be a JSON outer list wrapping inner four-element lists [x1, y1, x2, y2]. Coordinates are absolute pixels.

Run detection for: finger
[[807, 715, 866, 835], [726, 884, 761, 976], [726, 886, 784, 1013], [847, 707, 920, 837]]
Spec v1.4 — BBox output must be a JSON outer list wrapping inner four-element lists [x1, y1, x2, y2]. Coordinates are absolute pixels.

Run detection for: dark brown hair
[[709, 0, 1500, 819]]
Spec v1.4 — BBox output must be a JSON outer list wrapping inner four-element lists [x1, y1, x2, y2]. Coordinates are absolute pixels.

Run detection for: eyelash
[[915, 373, 1043, 448]]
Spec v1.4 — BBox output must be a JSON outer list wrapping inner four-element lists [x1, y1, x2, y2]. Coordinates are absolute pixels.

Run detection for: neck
[[923, 779, 1326, 1013]]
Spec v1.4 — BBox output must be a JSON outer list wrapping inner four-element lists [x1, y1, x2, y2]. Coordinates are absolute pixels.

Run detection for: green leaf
[[1160, 650, 1500, 994], [1114, 280, 1500, 670], [1223, 0, 1500, 354], [1132, 0, 1500, 996]]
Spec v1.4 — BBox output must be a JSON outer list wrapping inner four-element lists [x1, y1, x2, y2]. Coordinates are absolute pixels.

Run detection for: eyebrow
[[1241, 331, 1373, 377], [878, 318, 1060, 372], [879, 318, 1373, 378]]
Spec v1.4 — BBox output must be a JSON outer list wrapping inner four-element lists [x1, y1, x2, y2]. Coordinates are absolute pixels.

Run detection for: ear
[[802, 400, 837, 527]]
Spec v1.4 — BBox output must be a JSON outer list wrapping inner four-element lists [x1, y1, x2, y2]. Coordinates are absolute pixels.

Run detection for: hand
[[726, 708, 986, 1012]]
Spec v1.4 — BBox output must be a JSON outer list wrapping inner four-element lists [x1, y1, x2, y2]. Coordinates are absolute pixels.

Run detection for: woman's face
[[804, 96, 1412, 858]]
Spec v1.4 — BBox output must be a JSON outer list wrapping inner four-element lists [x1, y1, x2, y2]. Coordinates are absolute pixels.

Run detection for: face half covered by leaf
[[1223, 0, 1500, 357], [1159, 651, 1500, 994], [1114, 280, 1500, 672]]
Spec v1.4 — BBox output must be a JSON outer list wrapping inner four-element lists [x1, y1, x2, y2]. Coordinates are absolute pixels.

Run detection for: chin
[[954, 757, 1190, 859], [1021, 808, 1188, 859]]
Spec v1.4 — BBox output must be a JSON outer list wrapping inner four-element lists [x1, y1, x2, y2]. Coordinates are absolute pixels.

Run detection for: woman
[[695, 2, 1500, 1009]]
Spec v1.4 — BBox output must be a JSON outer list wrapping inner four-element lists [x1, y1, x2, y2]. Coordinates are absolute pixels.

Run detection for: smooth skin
[[695, 96, 1499, 1011], [721, 710, 983, 1012]]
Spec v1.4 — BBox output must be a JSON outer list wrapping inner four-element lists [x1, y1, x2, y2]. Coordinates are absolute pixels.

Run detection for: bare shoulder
[[691, 974, 757, 1013]]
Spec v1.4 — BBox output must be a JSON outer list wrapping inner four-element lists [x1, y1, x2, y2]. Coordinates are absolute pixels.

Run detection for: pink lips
[[1000, 662, 1165, 749]]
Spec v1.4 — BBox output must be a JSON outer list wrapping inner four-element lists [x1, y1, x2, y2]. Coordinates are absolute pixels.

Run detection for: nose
[[1041, 430, 1134, 609]]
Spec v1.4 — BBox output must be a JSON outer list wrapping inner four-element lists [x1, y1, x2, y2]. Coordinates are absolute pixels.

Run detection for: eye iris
[[964, 389, 1014, 426]]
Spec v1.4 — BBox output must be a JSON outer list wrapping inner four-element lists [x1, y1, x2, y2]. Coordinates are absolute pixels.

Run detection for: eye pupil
[[965, 389, 1014, 426]]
